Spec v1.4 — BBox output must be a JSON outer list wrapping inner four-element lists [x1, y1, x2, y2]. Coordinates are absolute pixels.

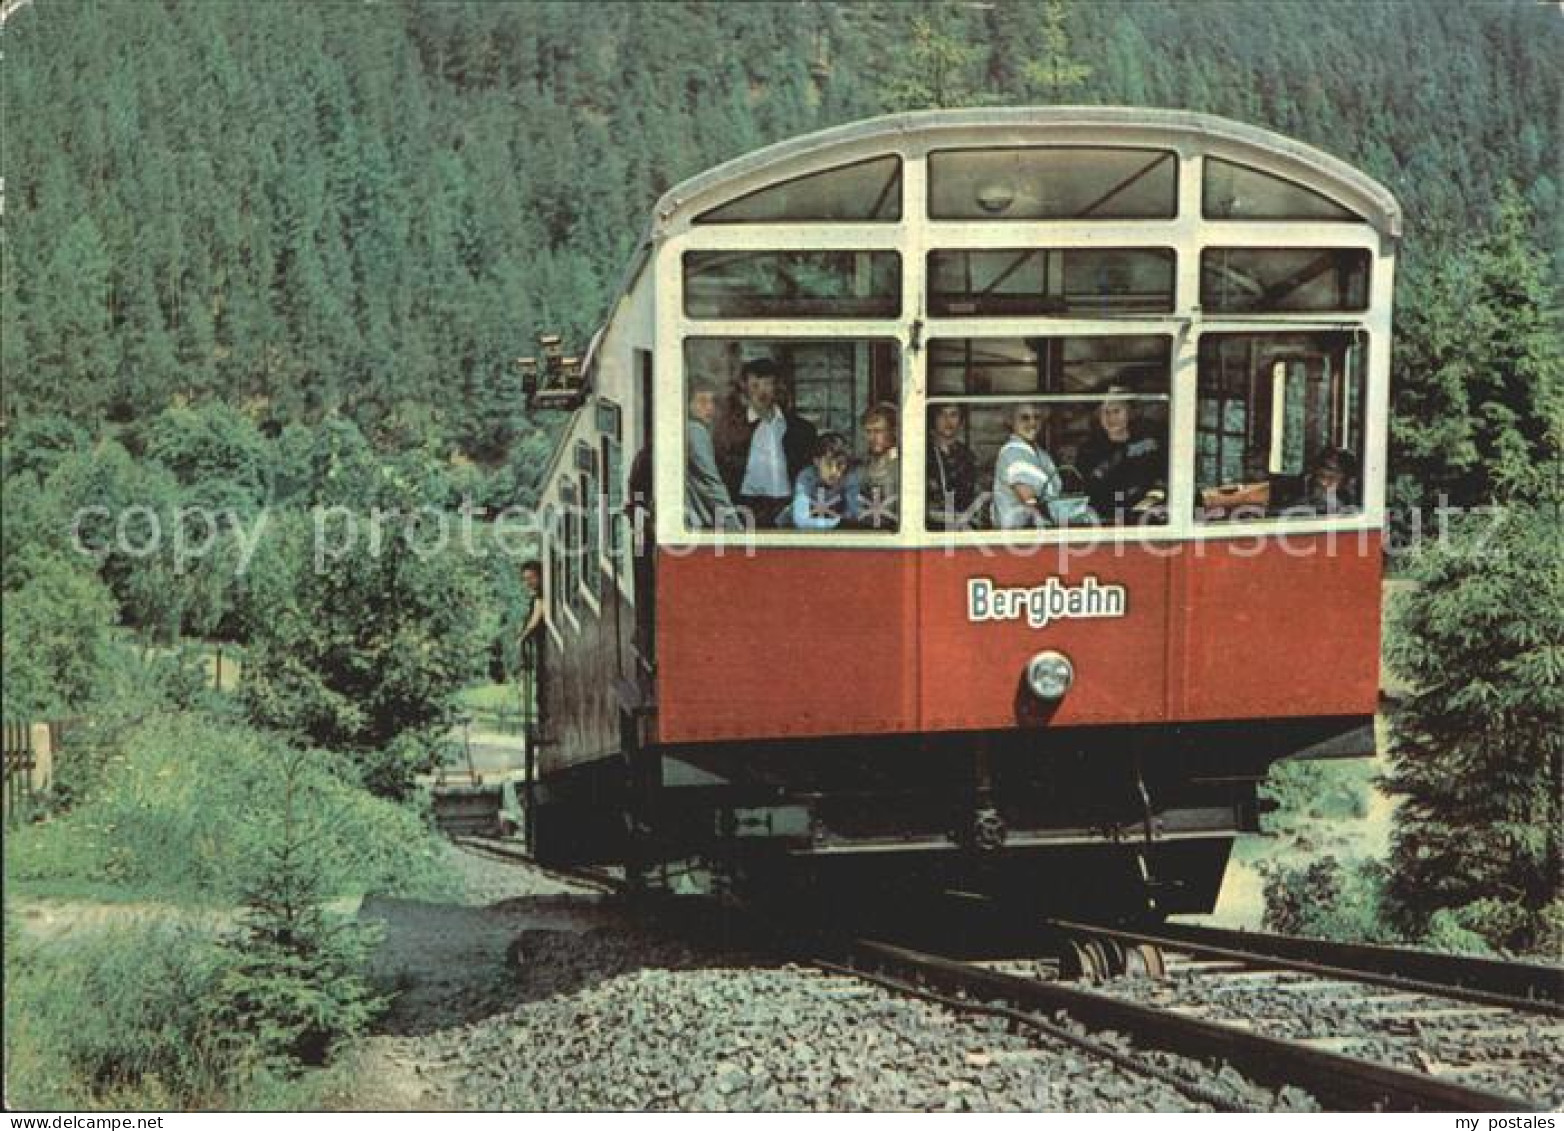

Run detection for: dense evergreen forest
[[3, 0, 1560, 484]]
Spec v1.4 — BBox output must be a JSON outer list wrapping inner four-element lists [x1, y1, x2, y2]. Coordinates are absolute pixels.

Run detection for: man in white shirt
[[715, 358, 817, 527]]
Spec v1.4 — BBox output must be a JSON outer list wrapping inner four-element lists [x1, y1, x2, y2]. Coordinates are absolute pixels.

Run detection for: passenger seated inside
[[1076, 388, 1165, 521], [927, 404, 978, 530], [992, 402, 1062, 529], [857, 402, 900, 529], [785, 432, 861, 529], [685, 377, 741, 530], [1300, 445, 1359, 515]]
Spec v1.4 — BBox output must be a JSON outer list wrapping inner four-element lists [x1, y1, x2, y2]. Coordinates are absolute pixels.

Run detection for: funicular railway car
[[525, 107, 1399, 918]]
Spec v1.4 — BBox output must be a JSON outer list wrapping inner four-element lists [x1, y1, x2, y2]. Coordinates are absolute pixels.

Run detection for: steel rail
[[852, 937, 1538, 1112], [813, 956, 1253, 1112], [1049, 917, 1564, 1018], [450, 833, 627, 894]]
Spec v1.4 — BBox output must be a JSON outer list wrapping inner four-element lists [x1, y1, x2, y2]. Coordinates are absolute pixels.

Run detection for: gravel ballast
[[347, 844, 1312, 1112]]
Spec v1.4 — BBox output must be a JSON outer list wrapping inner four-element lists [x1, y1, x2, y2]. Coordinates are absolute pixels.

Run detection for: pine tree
[[876, 8, 984, 112], [1383, 478, 1564, 953], [1022, 0, 1093, 102], [211, 746, 385, 1070], [1392, 189, 1564, 511]]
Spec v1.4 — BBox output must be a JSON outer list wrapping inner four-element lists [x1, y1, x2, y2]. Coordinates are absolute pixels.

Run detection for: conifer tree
[[1392, 189, 1564, 511], [211, 746, 385, 1070], [1383, 475, 1564, 952], [876, 8, 984, 112], [1023, 0, 1092, 102]]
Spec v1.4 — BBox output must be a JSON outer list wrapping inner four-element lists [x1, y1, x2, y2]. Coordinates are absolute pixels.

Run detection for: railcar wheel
[[1125, 942, 1167, 979]]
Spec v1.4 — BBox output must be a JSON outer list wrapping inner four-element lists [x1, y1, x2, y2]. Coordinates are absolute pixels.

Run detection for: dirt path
[[339, 844, 616, 1110]]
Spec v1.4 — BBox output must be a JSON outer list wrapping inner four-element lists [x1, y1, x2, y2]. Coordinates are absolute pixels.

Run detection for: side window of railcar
[[546, 504, 564, 628], [576, 441, 599, 602], [560, 479, 580, 617], [1195, 332, 1368, 522], [682, 337, 902, 533], [926, 336, 1172, 531], [597, 401, 625, 577]]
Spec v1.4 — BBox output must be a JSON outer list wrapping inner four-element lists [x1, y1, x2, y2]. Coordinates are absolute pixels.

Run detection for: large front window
[[682, 338, 901, 533], [926, 335, 1171, 530]]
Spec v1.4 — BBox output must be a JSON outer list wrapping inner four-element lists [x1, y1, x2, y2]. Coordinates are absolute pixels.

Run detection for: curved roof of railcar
[[647, 106, 1402, 239]]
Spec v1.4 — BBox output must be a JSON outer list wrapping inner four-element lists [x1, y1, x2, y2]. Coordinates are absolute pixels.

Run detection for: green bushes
[[1260, 758, 1373, 825], [5, 713, 451, 903], [5, 905, 381, 1109], [1261, 856, 1398, 945], [4, 740, 400, 1110], [210, 748, 387, 1071]]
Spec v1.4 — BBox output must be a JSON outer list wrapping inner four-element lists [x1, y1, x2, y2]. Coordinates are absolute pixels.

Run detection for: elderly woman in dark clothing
[[1076, 388, 1164, 520]]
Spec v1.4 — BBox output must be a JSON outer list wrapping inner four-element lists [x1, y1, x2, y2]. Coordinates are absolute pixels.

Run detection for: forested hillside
[[3, 0, 1560, 481]]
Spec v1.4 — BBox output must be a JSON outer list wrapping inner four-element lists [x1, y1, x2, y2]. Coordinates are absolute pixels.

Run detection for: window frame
[[677, 335, 906, 539], [1201, 156, 1364, 223], [1200, 247, 1371, 315]]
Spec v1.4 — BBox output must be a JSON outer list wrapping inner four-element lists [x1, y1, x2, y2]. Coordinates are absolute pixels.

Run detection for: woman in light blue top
[[992, 402, 1062, 529]]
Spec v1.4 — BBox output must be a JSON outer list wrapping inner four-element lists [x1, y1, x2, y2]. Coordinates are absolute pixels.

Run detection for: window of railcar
[[1195, 332, 1368, 522], [928, 248, 1175, 317], [682, 337, 902, 533], [926, 336, 1172, 531], [546, 504, 565, 627], [694, 156, 902, 223], [576, 442, 600, 601], [559, 480, 580, 617], [928, 148, 1177, 220], [1201, 248, 1370, 313], [1202, 158, 1362, 222], [597, 401, 625, 574], [684, 251, 901, 319]]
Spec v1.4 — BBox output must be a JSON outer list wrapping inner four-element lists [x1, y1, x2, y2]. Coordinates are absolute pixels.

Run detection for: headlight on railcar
[[1026, 650, 1075, 702]]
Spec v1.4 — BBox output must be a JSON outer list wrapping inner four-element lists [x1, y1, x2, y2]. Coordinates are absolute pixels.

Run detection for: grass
[[456, 681, 523, 714], [4, 713, 455, 905], [4, 905, 378, 1111]]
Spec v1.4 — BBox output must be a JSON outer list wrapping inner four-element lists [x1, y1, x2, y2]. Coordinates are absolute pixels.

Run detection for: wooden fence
[[3, 719, 63, 820]]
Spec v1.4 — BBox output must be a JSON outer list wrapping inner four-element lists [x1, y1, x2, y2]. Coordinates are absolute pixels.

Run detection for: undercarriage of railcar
[[528, 714, 1374, 920]]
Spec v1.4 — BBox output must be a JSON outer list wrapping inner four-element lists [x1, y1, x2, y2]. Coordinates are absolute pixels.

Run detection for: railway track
[[833, 936, 1546, 1112], [442, 836, 1556, 1110], [450, 833, 626, 895], [1049, 917, 1564, 1016]]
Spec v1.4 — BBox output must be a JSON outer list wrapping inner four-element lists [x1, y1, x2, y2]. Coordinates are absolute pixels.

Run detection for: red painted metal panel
[[655, 548, 919, 742], [653, 532, 1382, 744], [1174, 531, 1382, 719]]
